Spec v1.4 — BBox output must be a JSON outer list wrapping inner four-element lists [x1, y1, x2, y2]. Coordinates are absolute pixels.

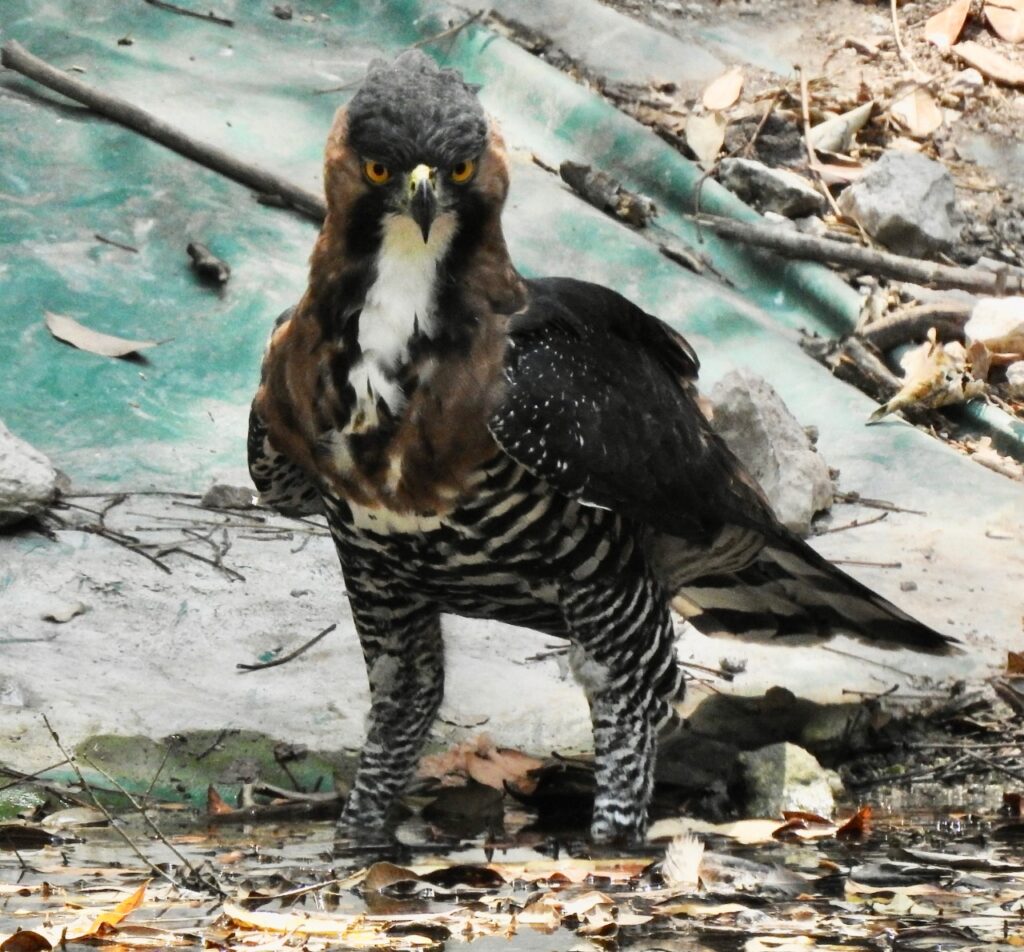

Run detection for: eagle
[[249, 50, 954, 843]]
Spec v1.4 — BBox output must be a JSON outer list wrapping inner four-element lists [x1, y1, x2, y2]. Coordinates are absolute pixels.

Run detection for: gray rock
[[739, 742, 841, 818], [719, 157, 825, 218], [0, 421, 58, 529], [838, 152, 957, 258], [710, 370, 833, 536], [1006, 361, 1024, 398]]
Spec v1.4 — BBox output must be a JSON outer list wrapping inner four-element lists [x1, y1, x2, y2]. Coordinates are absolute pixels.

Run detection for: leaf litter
[[9, 791, 1024, 951]]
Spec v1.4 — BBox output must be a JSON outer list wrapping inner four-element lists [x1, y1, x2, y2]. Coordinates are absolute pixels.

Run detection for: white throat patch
[[350, 212, 456, 415]]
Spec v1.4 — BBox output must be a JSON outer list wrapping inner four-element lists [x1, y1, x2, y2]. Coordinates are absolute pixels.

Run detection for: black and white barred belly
[[322, 452, 644, 635]]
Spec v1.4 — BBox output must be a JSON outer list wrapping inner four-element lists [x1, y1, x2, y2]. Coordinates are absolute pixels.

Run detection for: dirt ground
[[600, 0, 1024, 265]]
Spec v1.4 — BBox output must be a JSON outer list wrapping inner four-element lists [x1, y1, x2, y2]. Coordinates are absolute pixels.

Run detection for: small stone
[[838, 151, 957, 258], [900, 580, 918, 592], [272, 3, 293, 18], [41, 600, 87, 623], [0, 420, 58, 529], [719, 157, 825, 218], [710, 370, 833, 536], [201, 483, 258, 510], [1006, 361, 1024, 398], [739, 742, 841, 818]]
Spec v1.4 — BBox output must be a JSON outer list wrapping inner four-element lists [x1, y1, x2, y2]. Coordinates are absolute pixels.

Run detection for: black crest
[[347, 50, 488, 170]]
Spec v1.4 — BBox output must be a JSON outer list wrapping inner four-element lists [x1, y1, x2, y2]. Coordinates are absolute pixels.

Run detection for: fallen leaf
[[952, 40, 1024, 86], [836, 805, 872, 838], [0, 934, 51, 952], [206, 785, 233, 815], [701, 67, 744, 111], [66, 880, 148, 940], [1009, 651, 1024, 674], [649, 816, 796, 845], [986, 0, 1024, 42], [685, 112, 727, 168], [869, 330, 986, 421], [807, 101, 874, 153], [890, 87, 944, 137], [924, 0, 971, 48], [43, 311, 165, 359]]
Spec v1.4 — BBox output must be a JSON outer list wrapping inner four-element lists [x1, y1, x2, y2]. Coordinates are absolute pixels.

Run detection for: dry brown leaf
[[870, 330, 986, 421], [363, 861, 422, 893], [0, 933, 51, 952], [836, 805, 873, 838], [890, 87, 944, 136], [43, 310, 164, 358], [1008, 650, 1024, 674], [701, 67, 744, 111], [807, 101, 874, 153], [924, 0, 971, 48], [206, 785, 233, 815], [222, 902, 438, 946], [685, 112, 727, 168], [952, 40, 1024, 85], [986, 0, 1024, 42]]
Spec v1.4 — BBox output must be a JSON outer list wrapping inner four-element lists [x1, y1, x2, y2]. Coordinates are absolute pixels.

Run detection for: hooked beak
[[408, 164, 437, 243]]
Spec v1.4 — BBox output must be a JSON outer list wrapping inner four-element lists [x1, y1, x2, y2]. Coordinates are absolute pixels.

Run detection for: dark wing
[[248, 308, 323, 517], [489, 276, 776, 546], [490, 277, 957, 654]]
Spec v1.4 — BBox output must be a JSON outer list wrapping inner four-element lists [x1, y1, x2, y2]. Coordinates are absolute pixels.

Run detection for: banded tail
[[673, 539, 958, 654]]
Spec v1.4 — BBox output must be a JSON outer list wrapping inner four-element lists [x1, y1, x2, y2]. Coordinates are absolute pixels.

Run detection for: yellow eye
[[450, 159, 477, 184], [363, 160, 391, 185]]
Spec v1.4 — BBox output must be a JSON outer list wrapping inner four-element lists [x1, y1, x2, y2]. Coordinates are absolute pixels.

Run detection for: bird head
[[322, 50, 511, 250]]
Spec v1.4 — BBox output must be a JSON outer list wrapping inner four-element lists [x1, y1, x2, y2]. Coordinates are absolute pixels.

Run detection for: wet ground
[[7, 794, 1024, 951]]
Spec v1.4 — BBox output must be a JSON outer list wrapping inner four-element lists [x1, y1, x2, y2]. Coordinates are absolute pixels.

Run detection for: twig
[[831, 558, 901, 569], [962, 750, 1024, 786], [81, 753, 224, 895], [817, 512, 889, 534], [254, 781, 340, 803], [40, 715, 186, 890], [412, 8, 485, 48], [237, 623, 336, 672], [833, 490, 927, 516], [820, 644, 918, 677], [0, 41, 325, 220], [195, 728, 234, 761], [143, 0, 233, 28], [859, 302, 973, 351], [796, 66, 850, 226], [94, 233, 139, 253], [0, 758, 72, 794], [889, 0, 920, 72], [687, 213, 1024, 295]]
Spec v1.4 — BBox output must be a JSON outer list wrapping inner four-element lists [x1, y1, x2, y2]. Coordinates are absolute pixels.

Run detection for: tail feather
[[673, 540, 958, 654]]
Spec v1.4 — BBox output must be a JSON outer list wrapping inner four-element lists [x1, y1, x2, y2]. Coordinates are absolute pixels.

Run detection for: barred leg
[[563, 566, 683, 843], [338, 582, 444, 834]]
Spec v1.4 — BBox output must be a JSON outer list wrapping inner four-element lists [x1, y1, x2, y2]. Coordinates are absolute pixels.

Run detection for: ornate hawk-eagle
[[249, 50, 953, 843]]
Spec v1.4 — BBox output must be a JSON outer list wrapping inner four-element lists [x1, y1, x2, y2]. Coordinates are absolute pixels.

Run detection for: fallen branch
[[860, 301, 973, 351], [143, 0, 233, 27], [237, 623, 336, 672], [689, 213, 1024, 296], [0, 40, 326, 220]]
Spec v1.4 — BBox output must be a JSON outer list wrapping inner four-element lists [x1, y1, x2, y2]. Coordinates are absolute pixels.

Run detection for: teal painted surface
[[1, 1, 1019, 490]]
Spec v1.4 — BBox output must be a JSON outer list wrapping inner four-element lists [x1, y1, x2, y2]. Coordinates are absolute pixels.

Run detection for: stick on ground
[[690, 213, 1024, 296], [0, 40, 326, 221]]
